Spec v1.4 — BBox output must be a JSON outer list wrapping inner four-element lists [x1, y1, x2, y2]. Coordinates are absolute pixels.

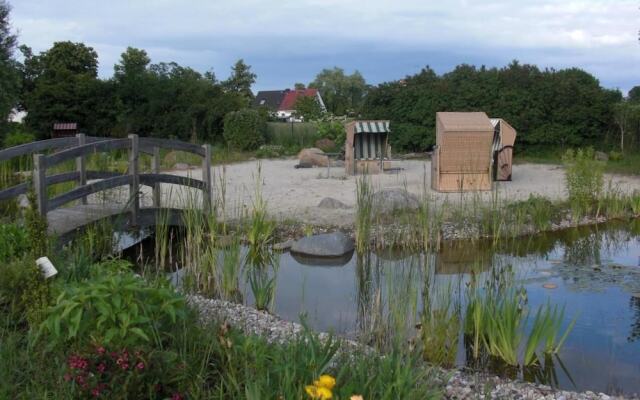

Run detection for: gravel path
[[187, 295, 638, 400]]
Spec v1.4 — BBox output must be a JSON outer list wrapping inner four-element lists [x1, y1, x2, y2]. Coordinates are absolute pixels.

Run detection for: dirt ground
[[159, 158, 640, 228]]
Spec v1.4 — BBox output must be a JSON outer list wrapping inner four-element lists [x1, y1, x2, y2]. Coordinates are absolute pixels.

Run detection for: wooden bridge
[[0, 134, 212, 242]]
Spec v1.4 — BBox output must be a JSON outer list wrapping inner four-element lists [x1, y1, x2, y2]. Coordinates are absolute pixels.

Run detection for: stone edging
[[187, 295, 636, 400]]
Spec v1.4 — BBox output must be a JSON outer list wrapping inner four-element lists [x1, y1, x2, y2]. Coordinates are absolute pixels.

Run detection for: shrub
[[562, 148, 604, 218], [0, 258, 52, 328], [3, 129, 35, 148], [63, 345, 186, 399], [223, 109, 267, 150], [39, 264, 187, 349], [317, 119, 345, 148], [0, 223, 30, 263], [608, 150, 624, 162], [255, 144, 284, 159]]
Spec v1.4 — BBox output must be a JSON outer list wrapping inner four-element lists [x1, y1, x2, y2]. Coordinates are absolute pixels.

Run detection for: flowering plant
[[63, 344, 185, 399], [305, 374, 336, 399]]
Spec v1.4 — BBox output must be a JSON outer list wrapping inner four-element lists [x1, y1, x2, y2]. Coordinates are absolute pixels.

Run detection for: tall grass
[[355, 176, 374, 253]]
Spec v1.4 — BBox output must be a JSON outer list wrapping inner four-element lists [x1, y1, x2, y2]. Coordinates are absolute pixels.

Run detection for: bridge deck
[[47, 204, 127, 236], [47, 205, 190, 242]]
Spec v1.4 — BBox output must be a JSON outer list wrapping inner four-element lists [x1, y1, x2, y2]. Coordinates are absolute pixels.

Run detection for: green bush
[[317, 119, 345, 148], [0, 258, 52, 328], [0, 223, 30, 263], [3, 129, 35, 149], [562, 148, 604, 218], [39, 263, 187, 349], [223, 109, 267, 150], [608, 150, 624, 162]]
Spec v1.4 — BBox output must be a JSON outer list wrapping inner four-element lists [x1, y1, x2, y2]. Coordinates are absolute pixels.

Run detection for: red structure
[[52, 122, 78, 138]]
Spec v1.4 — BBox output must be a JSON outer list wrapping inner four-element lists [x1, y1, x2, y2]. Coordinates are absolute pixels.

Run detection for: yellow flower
[[315, 375, 336, 390], [305, 385, 333, 399]]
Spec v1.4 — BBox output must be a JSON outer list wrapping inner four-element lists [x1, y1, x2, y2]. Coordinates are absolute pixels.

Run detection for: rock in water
[[298, 147, 329, 167], [290, 232, 354, 257], [318, 197, 350, 209], [372, 188, 419, 213]]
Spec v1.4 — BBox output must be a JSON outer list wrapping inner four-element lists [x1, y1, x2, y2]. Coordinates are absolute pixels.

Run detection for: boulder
[[318, 197, 350, 209], [315, 138, 336, 152], [290, 232, 354, 257], [372, 188, 419, 213], [294, 161, 313, 169], [595, 151, 609, 162], [298, 147, 329, 167]]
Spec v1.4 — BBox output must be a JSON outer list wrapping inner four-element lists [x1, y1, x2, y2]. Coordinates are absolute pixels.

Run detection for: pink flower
[[171, 393, 183, 400], [97, 363, 107, 373], [136, 362, 145, 370], [68, 355, 89, 370], [96, 346, 106, 355], [91, 387, 101, 397], [63, 373, 72, 382]]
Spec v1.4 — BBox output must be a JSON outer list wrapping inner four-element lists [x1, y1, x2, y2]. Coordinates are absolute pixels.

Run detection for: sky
[[9, 0, 640, 94]]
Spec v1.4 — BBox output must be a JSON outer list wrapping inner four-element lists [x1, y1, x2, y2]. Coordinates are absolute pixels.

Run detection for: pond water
[[127, 221, 640, 395]]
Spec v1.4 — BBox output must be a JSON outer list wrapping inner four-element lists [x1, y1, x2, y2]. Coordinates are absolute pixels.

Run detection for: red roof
[[278, 89, 318, 111]]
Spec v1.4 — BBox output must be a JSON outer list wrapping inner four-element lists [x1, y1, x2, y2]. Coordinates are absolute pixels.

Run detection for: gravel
[[187, 294, 638, 400]]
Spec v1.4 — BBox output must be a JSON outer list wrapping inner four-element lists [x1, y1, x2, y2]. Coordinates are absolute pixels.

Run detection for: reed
[[355, 175, 374, 253]]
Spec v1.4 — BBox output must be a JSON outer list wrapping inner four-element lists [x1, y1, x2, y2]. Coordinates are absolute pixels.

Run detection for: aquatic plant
[[355, 175, 374, 253], [562, 148, 604, 219]]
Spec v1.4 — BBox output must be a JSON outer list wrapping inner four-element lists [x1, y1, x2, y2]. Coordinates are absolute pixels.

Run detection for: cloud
[[9, 0, 640, 92]]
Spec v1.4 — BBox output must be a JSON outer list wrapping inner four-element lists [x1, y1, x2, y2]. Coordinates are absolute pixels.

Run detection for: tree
[[21, 41, 106, 137], [294, 95, 322, 121], [294, 82, 306, 90], [0, 0, 20, 137], [613, 102, 640, 152], [361, 62, 621, 152], [113, 47, 152, 135], [309, 67, 367, 115], [222, 59, 256, 102], [629, 86, 640, 103]]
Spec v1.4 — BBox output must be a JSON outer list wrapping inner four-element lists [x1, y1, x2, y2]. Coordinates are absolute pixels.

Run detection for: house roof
[[252, 90, 286, 110], [53, 122, 78, 130], [278, 89, 319, 111], [437, 112, 493, 132]]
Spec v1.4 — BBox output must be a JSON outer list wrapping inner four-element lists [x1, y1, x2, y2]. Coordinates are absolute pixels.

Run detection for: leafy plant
[[38, 264, 187, 349], [0, 223, 30, 262]]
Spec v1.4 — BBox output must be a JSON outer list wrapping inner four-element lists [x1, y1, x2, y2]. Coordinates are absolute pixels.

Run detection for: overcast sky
[[10, 0, 640, 94]]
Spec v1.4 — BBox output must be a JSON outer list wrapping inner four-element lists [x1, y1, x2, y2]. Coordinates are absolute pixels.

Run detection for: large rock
[[595, 151, 609, 162], [318, 197, 350, 209], [290, 232, 354, 257], [298, 147, 329, 167], [372, 188, 419, 213]]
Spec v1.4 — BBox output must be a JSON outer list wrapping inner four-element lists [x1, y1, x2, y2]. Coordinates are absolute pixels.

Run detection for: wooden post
[[201, 143, 212, 214], [152, 146, 161, 208], [128, 134, 139, 226], [33, 153, 47, 216], [76, 133, 87, 204]]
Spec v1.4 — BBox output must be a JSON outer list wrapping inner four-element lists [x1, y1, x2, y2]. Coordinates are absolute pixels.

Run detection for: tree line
[[361, 62, 640, 153], [1, 0, 639, 154]]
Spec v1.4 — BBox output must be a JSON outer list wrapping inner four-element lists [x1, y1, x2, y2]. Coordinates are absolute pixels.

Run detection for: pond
[[126, 220, 640, 396]]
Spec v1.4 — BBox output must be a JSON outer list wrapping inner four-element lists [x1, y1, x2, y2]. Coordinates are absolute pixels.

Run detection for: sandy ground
[[146, 158, 640, 227]]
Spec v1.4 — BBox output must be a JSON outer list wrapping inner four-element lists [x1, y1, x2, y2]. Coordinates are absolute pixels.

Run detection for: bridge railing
[[0, 133, 212, 226]]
